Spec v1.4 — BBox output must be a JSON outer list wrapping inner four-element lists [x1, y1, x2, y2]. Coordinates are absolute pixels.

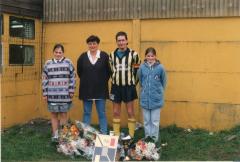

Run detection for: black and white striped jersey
[[109, 48, 140, 86]]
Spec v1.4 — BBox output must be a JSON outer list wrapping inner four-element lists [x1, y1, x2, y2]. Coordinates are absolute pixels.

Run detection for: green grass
[[2, 119, 240, 161], [160, 125, 240, 160]]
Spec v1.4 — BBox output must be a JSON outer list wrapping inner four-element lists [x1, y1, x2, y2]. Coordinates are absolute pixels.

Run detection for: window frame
[[0, 14, 3, 35], [9, 44, 35, 66], [9, 16, 35, 39]]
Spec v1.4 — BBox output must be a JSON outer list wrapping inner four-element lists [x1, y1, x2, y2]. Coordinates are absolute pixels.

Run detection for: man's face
[[88, 41, 99, 53], [116, 35, 128, 51]]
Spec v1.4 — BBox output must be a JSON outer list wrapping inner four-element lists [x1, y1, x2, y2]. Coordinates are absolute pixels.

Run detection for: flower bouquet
[[128, 139, 161, 161], [58, 123, 79, 142], [75, 121, 100, 141], [56, 121, 99, 159]]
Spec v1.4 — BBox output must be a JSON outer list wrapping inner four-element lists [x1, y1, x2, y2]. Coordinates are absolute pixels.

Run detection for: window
[[9, 44, 34, 65], [9, 16, 35, 39], [0, 14, 3, 35]]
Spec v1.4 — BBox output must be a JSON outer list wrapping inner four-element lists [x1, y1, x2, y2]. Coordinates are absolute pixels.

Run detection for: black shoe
[[155, 141, 161, 148], [144, 136, 154, 142]]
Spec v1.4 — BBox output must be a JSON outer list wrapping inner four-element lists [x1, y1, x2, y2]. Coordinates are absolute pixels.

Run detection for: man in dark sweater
[[77, 35, 111, 134]]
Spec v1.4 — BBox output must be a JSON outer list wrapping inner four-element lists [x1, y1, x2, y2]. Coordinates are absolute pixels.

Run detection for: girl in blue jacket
[[138, 47, 167, 142]]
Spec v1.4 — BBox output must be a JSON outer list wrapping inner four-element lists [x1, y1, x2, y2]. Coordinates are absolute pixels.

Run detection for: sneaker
[[51, 136, 59, 143], [144, 136, 154, 142], [155, 141, 161, 148], [135, 122, 143, 131], [54, 130, 59, 138], [120, 132, 125, 139], [121, 135, 131, 140], [151, 136, 158, 142]]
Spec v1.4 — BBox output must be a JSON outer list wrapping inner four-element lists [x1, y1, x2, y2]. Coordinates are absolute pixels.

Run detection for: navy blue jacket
[[77, 51, 111, 100], [138, 60, 167, 109]]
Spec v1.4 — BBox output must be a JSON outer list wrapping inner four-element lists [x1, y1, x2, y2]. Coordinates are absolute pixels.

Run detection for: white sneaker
[[51, 136, 58, 143], [51, 130, 59, 143], [54, 130, 59, 138], [121, 135, 131, 140]]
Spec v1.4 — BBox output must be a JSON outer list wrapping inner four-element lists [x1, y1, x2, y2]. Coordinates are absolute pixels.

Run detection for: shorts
[[48, 103, 72, 113], [110, 84, 137, 103]]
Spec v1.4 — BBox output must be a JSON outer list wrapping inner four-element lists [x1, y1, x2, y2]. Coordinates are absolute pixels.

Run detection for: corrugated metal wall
[[44, 0, 240, 22]]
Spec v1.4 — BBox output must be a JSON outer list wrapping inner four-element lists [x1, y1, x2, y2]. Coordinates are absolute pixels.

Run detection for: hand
[[43, 96, 47, 101], [69, 93, 74, 98]]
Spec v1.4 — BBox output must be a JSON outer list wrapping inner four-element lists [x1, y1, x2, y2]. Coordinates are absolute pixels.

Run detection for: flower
[[130, 139, 160, 161], [152, 152, 160, 161], [70, 125, 79, 138], [56, 121, 99, 159]]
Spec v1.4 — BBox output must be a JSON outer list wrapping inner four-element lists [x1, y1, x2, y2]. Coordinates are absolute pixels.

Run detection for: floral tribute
[[55, 121, 161, 161], [56, 121, 99, 159], [131, 140, 160, 161], [117, 138, 161, 161]]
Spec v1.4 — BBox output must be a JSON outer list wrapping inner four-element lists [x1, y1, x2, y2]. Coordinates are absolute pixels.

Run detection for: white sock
[[53, 130, 58, 138]]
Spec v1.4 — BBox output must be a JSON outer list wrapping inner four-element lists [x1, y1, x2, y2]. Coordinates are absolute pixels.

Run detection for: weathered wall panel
[[41, 20, 140, 128], [161, 101, 240, 131], [140, 18, 240, 130], [1, 13, 43, 128], [141, 18, 240, 41], [41, 17, 240, 131], [2, 0, 240, 130], [44, 0, 240, 22]]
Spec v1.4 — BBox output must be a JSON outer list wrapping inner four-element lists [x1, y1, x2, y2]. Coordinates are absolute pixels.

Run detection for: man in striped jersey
[[109, 31, 141, 138]]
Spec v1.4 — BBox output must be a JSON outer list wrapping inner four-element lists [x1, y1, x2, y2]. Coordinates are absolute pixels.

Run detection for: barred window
[[9, 16, 35, 39], [0, 14, 3, 35], [9, 44, 34, 65]]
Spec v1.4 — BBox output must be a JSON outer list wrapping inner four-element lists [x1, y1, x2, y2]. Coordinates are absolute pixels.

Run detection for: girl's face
[[88, 41, 99, 54], [116, 35, 128, 51], [145, 52, 156, 64], [53, 47, 64, 60]]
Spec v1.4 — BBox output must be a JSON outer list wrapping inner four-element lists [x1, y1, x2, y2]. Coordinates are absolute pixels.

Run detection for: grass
[[2, 119, 240, 161]]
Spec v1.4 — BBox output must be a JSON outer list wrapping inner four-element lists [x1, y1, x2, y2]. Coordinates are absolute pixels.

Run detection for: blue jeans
[[83, 99, 108, 134], [142, 108, 161, 141]]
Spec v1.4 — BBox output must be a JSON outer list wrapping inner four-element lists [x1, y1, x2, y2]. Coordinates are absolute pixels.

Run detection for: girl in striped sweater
[[42, 44, 76, 142]]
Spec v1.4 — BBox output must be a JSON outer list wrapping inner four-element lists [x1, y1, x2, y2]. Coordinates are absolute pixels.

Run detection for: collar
[[87, 50, 101, 59], [114, 48, 130, 55], [144, 59, 160, 67], [53, 57, 64, 63]]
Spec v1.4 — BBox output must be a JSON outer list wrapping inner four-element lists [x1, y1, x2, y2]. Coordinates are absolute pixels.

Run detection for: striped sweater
[[42, 57, 76, 103], [109, 48, 140, 86]]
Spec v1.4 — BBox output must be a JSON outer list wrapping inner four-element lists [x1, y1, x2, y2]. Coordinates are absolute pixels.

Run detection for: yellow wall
[[1, 14, 43, 128], [2, 16, 240, 131], [140, 19, 240, 130], [42, 20, 140, 126], [43, 18, 240, 131]]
